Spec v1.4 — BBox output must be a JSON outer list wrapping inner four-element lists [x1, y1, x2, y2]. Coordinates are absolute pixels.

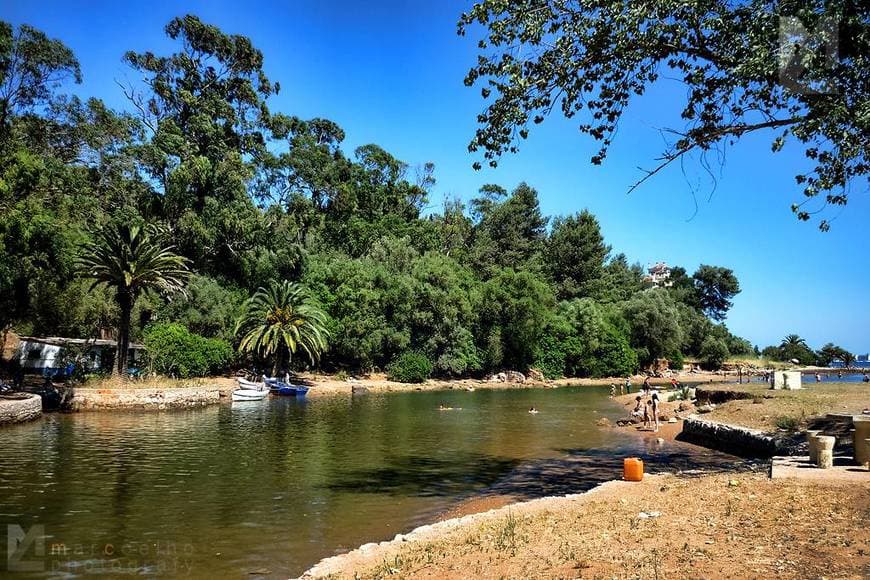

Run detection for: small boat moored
[[264, 377, 310, 397], [231, 389, 268, 402]]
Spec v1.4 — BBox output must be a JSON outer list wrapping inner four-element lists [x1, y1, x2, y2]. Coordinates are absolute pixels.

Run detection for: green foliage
[[0, 16, 763, 383], [479, 269, 555, 371], [155, 275, 245, 342], [763, 334, 818, 365], [459, 0, 869, 230], [470, 183, 547, 275], [699, 336, 729, 370], [816, 342, 852, 367], [544, 210, 609, 300], [143, 323, 232, 378], [387, 351, 433, 383], [621, 290, 683, 367], [692, 265, 740, 321], [235, 280, 329, 373], [775, 416, 800, 432], [77, 222, 190, 374]]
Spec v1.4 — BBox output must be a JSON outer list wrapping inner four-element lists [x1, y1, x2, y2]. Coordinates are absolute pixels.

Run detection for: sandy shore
[[295, 370, 736, 398], [299, 471, 870, 579]]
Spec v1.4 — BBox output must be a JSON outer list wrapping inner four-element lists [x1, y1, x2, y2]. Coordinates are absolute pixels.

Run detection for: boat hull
[[231, 389, 268, 402]]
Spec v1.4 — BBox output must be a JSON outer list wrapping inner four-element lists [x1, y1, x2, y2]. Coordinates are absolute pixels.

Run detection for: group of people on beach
[[628, 376, 662, 432]]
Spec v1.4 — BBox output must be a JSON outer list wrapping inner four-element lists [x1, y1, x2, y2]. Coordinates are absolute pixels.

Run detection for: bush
[[775, 416, 800, 431], [669, 351, 685, 371], [387, 351, 433, 383], [699, 336, 729, 370], [143, 323, 233, 378]]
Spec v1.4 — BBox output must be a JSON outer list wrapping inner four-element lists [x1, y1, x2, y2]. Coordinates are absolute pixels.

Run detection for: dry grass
[[307, 473, 870, 579], [704, 382, 869, 431], [79, 375, 234, 390]]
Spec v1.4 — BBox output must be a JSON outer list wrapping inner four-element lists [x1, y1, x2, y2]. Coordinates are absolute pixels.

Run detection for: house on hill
[[644, 262, 673, 288]]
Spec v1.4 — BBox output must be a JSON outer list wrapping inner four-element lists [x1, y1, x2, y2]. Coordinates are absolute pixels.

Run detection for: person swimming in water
[[528, 407, 539, 414]]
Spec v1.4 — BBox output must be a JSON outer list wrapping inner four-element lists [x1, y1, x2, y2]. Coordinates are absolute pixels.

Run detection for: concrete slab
[[770, 455, 870, 482]]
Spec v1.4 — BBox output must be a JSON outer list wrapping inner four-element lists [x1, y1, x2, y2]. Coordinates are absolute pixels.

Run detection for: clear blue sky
[[5, 0, 869, 352]]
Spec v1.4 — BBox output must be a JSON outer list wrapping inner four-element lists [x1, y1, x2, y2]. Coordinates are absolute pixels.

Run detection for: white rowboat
[[231, 389, 268, 402], [236, 377, 268, 391]]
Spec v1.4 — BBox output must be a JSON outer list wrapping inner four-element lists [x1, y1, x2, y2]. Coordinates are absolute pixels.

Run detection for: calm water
[[1, 386, 741, 577]]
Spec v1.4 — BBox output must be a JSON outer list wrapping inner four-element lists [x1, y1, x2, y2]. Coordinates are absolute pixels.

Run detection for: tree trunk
[[116, 290, 132, 377]]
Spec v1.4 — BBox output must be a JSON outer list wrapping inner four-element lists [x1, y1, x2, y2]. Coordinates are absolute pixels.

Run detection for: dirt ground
[[702, 382, 870, 431], [301, 472, 870, 579]]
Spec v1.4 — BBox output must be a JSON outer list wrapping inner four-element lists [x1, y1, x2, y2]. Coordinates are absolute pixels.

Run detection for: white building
[[17, 336, 145, 378], [645, 262, 673, 287]]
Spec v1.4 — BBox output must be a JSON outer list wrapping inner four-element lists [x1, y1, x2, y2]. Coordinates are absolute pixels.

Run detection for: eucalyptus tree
[[235, 280, 329, 375], [77, 223, 190, 375], [459, 1, 869, 229]]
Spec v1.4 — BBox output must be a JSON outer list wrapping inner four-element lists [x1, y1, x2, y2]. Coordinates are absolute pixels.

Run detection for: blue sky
[[5, 0, 868, 352]]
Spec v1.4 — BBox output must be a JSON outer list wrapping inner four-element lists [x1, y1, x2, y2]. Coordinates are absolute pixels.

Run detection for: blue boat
[[264, 377, 310, 397]]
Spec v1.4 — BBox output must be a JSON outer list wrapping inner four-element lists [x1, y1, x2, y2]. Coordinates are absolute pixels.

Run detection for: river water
[[1, 386, 743, 577]]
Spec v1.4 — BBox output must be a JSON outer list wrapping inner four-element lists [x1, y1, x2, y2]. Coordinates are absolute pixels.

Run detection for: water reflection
[[0, 386, 743, 578]]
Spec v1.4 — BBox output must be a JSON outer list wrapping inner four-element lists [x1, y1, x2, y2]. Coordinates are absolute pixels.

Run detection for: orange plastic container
[[623, 457, 644, 481]]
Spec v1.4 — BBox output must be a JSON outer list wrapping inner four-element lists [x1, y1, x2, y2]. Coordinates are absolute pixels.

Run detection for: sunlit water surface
[[1, 386, 743, 577]]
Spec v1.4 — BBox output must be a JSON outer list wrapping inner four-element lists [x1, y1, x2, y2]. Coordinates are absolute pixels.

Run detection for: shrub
[[387, 351, 433, 383], [699, 336, 729, 370], [143, 323, 233, 378], [669, 351, 685, 371], [775, 416, 800, 431]]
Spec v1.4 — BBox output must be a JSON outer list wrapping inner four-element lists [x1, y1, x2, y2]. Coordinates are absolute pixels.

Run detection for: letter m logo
[[6, 524, 45, 572]]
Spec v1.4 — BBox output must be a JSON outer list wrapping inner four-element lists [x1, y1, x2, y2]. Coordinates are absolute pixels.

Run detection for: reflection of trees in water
[[325, 454, 521, 497]]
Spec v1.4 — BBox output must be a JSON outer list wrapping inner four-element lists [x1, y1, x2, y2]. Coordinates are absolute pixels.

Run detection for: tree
[[692, 265, 740, 321], [77, 223, 190, 375], [470, 182, 547, 274], [478, 269, 555, 370], [841, 351, 856, 368], [122, 14, 284, 277], [620, 289, 684, 366], [816, 342, 850, 366], [458, 1, 869, 229], [700, 336, 730, 370], [544, 210, 610, 300], [0, 22, 81, 134], [235, 280, 329, 375], [777, 334, 816, 365]]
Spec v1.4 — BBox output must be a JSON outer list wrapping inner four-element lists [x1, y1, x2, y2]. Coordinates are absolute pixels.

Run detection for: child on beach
[[651, 392, 660, 432], [631, 396, 643, 418], [642, 401, 651, 429]]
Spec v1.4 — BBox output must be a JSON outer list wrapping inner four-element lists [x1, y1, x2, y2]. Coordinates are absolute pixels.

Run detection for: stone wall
[[680, 415, 796, 457], [0, 393, 42, 425], [69, 386, 221, 411]]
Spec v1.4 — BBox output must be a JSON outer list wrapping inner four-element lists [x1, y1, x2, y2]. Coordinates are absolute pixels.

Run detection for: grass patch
[[703, 382, 867, 431]]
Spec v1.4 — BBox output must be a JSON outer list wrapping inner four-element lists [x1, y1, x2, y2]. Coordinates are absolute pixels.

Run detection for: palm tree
[[780, 334, 807, 348], [235, 280, 329, 376], [78, 223, 190, 375], [842, 351, 856, 369]]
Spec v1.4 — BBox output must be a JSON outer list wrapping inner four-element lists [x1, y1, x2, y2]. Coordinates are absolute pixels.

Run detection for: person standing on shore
[[651, 392, 660, 432], [625, 376, 632, 394], [642, 376, 651, 396]]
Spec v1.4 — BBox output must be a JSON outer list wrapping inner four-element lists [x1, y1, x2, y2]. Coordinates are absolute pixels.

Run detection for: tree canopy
[[1, 14, 764, 378], [459, 1, 869, 230]]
